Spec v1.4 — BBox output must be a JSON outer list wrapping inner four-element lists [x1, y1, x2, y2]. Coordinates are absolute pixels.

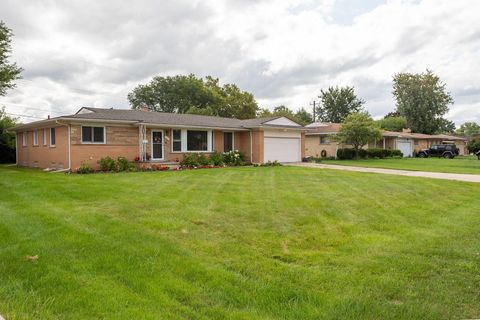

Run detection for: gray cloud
[[0, 0, 479, 125]]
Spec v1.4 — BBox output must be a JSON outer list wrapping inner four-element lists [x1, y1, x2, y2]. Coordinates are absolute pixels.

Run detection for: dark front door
[[224, 132, 233, 152], [152, 131, 163, 160]]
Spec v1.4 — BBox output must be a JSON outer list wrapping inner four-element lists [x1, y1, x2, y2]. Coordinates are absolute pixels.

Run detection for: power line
[[5, 112, 46, 119], [0, 102, 67, 115], [14, 79, 128, 100]]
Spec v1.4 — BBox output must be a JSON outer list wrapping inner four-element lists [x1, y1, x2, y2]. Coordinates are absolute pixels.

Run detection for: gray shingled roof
[[11, 107, 304, 131], [65, 107, 293, 129]]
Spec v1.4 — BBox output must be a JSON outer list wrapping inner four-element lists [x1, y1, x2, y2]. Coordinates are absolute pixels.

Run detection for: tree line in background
[[127, 70, 473, 136]]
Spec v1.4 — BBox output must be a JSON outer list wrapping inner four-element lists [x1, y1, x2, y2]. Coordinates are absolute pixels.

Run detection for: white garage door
[[397, 140, 412, 157], [264, 137, 301, 163]]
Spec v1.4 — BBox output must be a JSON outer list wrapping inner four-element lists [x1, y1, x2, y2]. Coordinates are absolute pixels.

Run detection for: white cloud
[[0, 0, 479, 125]]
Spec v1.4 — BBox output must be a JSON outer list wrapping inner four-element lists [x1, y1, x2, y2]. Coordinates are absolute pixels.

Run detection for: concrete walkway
[[290, 162, 480, 183]]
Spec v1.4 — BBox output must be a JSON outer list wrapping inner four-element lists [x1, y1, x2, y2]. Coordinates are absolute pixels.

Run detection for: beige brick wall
[[305, 135, 338, 157], [70, 125, 139, 169], [17, 126, 69, 169], [251, 130, 264, 163]]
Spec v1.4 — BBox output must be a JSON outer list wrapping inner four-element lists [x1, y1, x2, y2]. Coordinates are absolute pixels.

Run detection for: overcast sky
[[1, 0, 479, 124]]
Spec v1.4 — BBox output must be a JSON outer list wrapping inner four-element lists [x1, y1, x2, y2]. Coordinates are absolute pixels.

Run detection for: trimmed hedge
[[337, 148, 403, 160]]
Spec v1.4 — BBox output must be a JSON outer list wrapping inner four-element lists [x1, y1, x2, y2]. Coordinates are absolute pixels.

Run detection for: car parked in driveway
[[417, 144, 459, 159]]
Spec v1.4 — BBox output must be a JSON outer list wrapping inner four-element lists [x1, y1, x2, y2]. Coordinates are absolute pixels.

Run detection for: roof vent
[[402, 128, 412, 133]]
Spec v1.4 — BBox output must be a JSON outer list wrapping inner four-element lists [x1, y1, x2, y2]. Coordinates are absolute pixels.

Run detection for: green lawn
[[322, 156, 480, 174], [1, 165, 480, 319]]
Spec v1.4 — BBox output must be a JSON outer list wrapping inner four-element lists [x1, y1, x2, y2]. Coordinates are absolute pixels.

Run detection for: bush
[[223, 150, 245, 166], [77, 162, 94, 174], [337, 148, 356, 160], [116, 156, 134, 172], [0, 144, 15, 163], [209, 152, 224, 166], [181, 153, 213, 168], [197, 154, 211, 166], [467, 139, 480, 153], [98, 156, 116, 171], [260, 160, 282, 167], [337, 148, 403, 159]]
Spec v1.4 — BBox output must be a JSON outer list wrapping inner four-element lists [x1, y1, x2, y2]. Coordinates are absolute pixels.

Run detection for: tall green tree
[[456, 122, 480, 137], [316, 86, 365, 123], [257, 105, 310, 125], [128, 75, 258, 119], [1, 21, 22, 96], [335, 112, 382, 159], [0, 107, 18, 163], [295, 108, 313, 125], [377, 116, 407, 132], [393, 70, 454, 134]]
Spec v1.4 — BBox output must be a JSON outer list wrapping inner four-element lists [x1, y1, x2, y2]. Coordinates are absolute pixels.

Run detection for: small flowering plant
[[223, 150, 245, 166]]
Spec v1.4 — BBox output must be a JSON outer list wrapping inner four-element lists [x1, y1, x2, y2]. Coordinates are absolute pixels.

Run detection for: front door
[[152, 131, 164, 160]]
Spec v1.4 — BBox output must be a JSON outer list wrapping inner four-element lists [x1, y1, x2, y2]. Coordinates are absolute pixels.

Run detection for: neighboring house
[[305, 122, 467, 158], [10, 107, 306, 170]]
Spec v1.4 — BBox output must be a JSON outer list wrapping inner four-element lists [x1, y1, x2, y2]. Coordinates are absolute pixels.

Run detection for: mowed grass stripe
[[0, 166, 479, 319]]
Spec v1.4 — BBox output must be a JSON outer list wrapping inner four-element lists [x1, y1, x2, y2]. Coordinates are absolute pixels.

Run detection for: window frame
[[22, 131, 27, 147], [320, 136, 329, 145], [170, 129, 213, 153], [50, 127, 56, 147], [33, 129, 39, 146], [43, 128, 47, 146], [171, 129, 182, 153], [223, 131, 234, 152], [81, 125, 106, 144]]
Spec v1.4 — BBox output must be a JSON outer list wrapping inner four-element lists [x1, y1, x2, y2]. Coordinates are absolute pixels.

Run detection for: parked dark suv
[[417, 144, 459, 159]]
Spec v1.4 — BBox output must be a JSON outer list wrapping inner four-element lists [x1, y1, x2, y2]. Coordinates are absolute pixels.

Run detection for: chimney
[[402, 128, 412, 133], [48, 115, 50, 119]]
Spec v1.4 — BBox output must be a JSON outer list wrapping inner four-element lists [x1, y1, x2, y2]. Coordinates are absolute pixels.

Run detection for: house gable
[[262, 117, 302, 127]]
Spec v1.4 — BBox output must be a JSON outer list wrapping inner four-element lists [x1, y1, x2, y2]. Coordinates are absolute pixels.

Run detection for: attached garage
[[396, 139, 413, 157], [263, 130, 301, 163]]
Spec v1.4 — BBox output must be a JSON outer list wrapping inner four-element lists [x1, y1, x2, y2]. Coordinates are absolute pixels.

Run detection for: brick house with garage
[[11, 107, 306, 170], [305, 122, 467, 158]]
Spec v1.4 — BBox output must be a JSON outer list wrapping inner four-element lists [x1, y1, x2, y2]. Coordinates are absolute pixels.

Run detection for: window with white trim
[[50, 128, 56, 146], [172, 129, 181, 152], [43, 128, 47, 145], [187, 130, 208, 151], [82, 126, 105, 143], [22, 132, 27, 146], [33, 129, 39, 146], [170, 129, 212, 152]]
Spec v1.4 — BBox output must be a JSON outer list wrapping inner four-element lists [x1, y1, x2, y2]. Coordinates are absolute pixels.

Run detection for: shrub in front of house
[[209, 152, 224, 166], [77, 162, 95, 174], [337, 148, 357, 160], [98, 156, 116, 171], [337, 148, 403, 160], [116, 156, 135, 172], [223, 150, 245, 166]]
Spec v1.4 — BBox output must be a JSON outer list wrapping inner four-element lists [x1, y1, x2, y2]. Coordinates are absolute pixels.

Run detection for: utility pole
[[310, 100, 318, 122]]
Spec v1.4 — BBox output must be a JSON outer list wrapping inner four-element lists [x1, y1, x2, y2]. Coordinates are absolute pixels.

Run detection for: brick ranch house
[[305, 122, 467, 158], [11, 107, 306, 170]]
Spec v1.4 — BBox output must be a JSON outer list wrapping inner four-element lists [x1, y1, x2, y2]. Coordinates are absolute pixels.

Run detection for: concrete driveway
[[289, 162, 480, 183]]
